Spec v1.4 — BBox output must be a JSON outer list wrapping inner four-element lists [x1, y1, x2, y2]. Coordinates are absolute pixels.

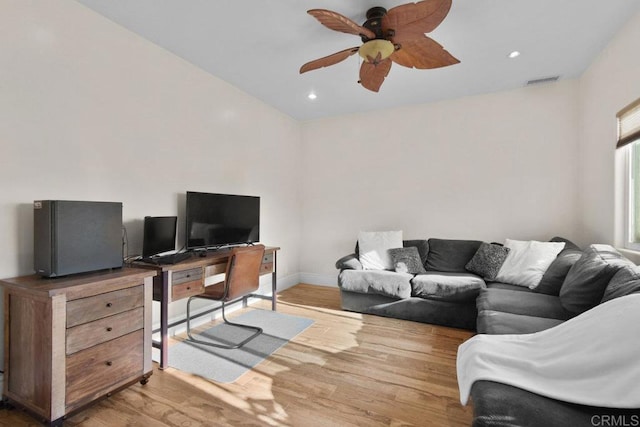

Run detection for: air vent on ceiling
[[526, 76, 560, 86]]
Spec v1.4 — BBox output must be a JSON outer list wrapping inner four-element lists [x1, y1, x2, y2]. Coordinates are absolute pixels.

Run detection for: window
[[618, 98, 640, 249]]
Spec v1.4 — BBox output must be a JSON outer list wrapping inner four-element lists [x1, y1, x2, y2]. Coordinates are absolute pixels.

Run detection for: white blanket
[[457, 294, 640, 408]]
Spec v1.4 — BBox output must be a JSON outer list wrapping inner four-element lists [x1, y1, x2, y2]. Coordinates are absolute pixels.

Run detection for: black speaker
[[34, 200, 123, 277]]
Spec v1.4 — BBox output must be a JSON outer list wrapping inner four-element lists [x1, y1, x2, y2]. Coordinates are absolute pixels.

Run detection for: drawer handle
[[106, 361, 113, 366], [106, 302, 113, 308], [106, 327, 113, 332], [187, 286, 191, 290]]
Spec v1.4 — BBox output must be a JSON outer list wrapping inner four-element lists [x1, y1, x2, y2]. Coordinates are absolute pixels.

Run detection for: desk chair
[[186, 244, 266, 349]]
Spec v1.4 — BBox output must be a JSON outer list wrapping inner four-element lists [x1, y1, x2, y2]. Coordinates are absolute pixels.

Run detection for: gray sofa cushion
[[602, 264, 640, 303], [411, 272, 485, 302], [477, 310, 565, 334], [476, 288, 570, 320], [535, 248, 583, 296], [338, 269, 412, 299], [426, 238, 483, 273], [465, 242, 510, 280], [559, 244, 633, 315]]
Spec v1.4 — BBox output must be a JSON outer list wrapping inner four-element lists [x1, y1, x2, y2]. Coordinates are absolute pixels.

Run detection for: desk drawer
[[66, 307, 144, 355], [172, 280, 204, 301], [263, 253, 274, 263], [66, 330, 143, 408], [67, 286, 144, 328], [172, 267, 203, 285]]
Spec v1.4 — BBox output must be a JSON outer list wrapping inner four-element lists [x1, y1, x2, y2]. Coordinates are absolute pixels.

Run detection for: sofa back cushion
[[426, 239, 483, 273], [535, 248, 583, 296], [601, 264, 640, 303], [559, 244, 633, 315]]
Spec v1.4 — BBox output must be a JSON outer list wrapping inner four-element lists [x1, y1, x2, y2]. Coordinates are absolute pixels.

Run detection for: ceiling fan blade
[[391, 34, 459, 69], [382, 0, 452, 40], [308, 9, 376, 40], [359, 58, 392, 92], [300, 47, 360, 74]]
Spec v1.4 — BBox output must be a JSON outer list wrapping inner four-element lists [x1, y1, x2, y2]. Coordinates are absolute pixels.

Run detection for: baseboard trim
[[298, 272, 338, 287]]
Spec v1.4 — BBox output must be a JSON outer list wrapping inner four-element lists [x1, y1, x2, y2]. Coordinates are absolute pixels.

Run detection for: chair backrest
[[223, 244, 266, 301]]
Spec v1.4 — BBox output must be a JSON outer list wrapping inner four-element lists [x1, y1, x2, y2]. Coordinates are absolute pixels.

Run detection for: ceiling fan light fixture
[[358, 39, 395, 62]]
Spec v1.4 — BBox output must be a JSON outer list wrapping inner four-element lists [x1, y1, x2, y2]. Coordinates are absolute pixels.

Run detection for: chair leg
[[186, 297, 263, 350]]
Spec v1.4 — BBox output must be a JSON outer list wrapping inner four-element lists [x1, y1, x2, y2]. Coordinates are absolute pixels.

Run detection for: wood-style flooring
[[0, 284, 474, 426]]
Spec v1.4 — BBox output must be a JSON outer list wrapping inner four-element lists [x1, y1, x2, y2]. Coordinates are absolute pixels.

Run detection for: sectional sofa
[[336, 237, 640, 426]]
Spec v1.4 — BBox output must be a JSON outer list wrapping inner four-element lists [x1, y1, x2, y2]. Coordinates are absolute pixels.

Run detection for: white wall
[[0, 0, 302, 352], [300, 81, 581, 284], [578, 11, 640, 252]]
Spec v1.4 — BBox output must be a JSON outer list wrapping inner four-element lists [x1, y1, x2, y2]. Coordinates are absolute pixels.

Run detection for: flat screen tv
[[142, 216, 177, 258], [185, 192, 260, 250]]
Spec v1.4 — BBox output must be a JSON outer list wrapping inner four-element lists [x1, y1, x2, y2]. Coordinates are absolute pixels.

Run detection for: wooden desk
[[132, 245, 279, 370], [0, 268, 156, 426]]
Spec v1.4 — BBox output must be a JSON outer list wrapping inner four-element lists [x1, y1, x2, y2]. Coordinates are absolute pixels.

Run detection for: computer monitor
[[142, 216, 177, 258]]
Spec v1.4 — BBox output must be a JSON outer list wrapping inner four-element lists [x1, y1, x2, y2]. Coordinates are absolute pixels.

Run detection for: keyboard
[[143, 252, 192, 265]]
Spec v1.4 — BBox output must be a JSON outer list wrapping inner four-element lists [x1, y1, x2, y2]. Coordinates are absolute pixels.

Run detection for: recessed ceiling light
[[508, 51, 521, 59], [307, 92, 317, 100]]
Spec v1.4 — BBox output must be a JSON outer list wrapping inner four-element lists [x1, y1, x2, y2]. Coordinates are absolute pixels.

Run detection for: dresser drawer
[[262, 252, 274, 264], [66, 307, 144, 355], [172, 267, 203, 285], [172, 280, 205, 301], [66, 330, 143, 408], [67, 286, 144, 328]]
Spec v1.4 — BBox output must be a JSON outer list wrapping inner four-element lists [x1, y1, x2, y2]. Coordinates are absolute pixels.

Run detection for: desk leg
[[160, 271, 169, 370], [272, 251, 277, 311]]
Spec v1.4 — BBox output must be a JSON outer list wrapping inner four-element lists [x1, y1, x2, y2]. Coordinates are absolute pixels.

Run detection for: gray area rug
[[169, 309, 314, 383]]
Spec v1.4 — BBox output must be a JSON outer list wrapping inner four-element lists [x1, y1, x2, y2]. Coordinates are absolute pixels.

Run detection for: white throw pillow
[[495, 239, 566, 289], [358, 230, 403, 270]]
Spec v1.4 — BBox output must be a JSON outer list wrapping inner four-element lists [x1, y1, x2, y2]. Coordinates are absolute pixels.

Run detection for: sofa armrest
[[336, 253, 363, 270]]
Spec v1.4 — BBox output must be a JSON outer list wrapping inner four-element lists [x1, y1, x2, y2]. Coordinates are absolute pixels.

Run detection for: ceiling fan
[[299, 0, 459, 92]]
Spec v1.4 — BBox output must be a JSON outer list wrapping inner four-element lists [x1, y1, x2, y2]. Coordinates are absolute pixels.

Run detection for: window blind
[[617, 97, 640, 149]]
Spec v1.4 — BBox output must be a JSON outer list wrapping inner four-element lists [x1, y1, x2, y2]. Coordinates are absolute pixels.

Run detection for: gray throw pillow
[[559, 244, 633, 315], [389, 247, 427, 274], [601, 264, 640, 303], [465, 242, 510, 280]]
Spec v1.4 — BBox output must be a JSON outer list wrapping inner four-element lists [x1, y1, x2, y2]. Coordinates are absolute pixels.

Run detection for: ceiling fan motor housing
[[362, 7, 387, 41]]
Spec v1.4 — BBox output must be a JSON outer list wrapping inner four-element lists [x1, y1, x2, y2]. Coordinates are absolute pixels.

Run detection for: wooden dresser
[[1, 268, 155, 426]]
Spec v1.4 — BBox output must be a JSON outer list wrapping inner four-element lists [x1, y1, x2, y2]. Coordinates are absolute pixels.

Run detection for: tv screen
[[142, 216, 177, 257], [185, 192, 260, 250]]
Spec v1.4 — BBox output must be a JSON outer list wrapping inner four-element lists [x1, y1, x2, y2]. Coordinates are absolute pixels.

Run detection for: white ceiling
[[76, 0, 640, 121]]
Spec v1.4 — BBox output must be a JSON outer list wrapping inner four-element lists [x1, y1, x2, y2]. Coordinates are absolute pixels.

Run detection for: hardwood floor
[[0, 284, 474, 426]]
